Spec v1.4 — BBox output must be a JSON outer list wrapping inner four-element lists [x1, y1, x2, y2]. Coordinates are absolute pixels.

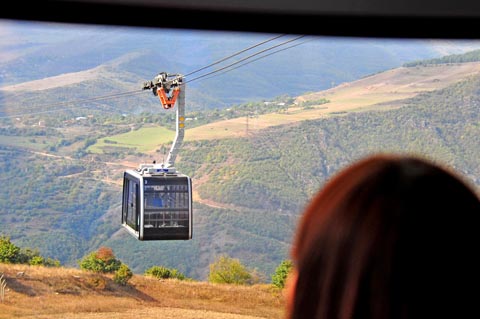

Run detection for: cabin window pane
[[126, 180, 138, 231], [143, 178, 190, 228]]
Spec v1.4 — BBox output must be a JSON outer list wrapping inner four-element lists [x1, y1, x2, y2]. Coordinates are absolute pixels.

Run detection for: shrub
[[169, 268, 186, 280], [16, 248, 40, 264], [43, 257, 61, 267], [114, 264, 133, 286], [29, 256, 45, 266], [0, 236, 60, 266], [145, 265, 171, 279], [79, 247, 121, 273], [79, 252, 105, 272], [0, 236, 20, 263], [208, 255, 253, 285], [28, 256, 61, 267], [145, 265, 186, 280], [271, 260, 294, 289]]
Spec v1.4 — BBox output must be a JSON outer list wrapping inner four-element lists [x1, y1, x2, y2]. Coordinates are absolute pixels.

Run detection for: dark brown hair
[[290, 154, 480, 319]]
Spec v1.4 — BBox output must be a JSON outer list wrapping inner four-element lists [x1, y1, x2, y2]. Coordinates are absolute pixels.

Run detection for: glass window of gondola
[[122, 177, 139, 232], [140, 175, 192, 240]]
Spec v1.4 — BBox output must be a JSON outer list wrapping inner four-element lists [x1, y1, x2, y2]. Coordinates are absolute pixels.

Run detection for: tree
[[79, 246, 121, 273], [208, 255, 253, 285], [271, 259, 294, 289], [0, 236, 19, 263]]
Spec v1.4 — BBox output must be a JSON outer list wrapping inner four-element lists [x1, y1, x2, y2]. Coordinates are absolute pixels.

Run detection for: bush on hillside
[[144, 265, 186, 280], [0, 236, 20, 263], [114, 264, 133, 285], [0, 236, 60, 266], [28, 255, 61, 267], [271, 259, 294, 289], [208, 255, 253, 285], [79, 246, 121, 273]]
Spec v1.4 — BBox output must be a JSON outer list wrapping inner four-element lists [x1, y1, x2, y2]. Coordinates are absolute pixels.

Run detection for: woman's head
[[289, 154, 480, 319]]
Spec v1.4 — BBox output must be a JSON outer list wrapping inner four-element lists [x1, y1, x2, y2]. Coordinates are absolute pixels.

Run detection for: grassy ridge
[[0, 263, 284, 319]]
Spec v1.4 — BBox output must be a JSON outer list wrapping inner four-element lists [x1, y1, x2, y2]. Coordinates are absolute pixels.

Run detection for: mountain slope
[[185, 61, 480, 141], [3, 20, 480, 115], [85, 61, 480, 154], [103, 71, 480, 279], [3, 49, 480, 281]]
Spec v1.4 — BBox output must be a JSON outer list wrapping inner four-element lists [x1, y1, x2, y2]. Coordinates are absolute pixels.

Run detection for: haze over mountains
[[2, 20, 480, 111], [1, 20, 480, 280]]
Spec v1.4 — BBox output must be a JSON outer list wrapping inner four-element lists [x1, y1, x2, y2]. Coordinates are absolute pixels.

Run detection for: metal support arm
[[166, 82, 185, 167]]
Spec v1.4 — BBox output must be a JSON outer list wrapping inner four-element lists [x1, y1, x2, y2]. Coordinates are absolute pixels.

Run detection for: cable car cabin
[[122, 164, 192, 240]]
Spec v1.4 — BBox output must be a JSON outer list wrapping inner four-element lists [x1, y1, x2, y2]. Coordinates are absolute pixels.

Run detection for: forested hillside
[[0, 146, 118, 263], [404, 49, 480, 67], [179, 75, 480, 211]]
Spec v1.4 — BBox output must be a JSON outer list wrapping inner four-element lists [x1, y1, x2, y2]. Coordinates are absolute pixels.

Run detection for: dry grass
[[0, 264, 285, 319]]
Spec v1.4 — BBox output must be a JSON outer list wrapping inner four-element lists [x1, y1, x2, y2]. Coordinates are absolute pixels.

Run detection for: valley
[[1, 30, 480, 284]]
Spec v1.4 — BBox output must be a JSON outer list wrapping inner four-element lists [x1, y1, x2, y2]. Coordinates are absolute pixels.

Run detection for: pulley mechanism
[[142, 72, 186, 168], [142, 72, 184, 109]]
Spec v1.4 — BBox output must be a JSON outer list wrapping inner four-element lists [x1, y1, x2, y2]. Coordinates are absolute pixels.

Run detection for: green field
[[0, 135, 55, 151], [89, 126, 175, 153]]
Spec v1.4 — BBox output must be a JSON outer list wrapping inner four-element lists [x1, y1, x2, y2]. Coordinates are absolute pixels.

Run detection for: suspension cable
[[185, 35, 306, 84], [183, 33, 287, 77], [1, 34, 308, 119], [196, 37, 313, 83]]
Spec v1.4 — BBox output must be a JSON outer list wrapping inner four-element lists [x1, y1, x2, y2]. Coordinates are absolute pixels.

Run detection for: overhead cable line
[[183, 33, 287, 77], [197, 37, 313, 83], [1, 34, 308, 119], [185, 35, 306, 84]]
